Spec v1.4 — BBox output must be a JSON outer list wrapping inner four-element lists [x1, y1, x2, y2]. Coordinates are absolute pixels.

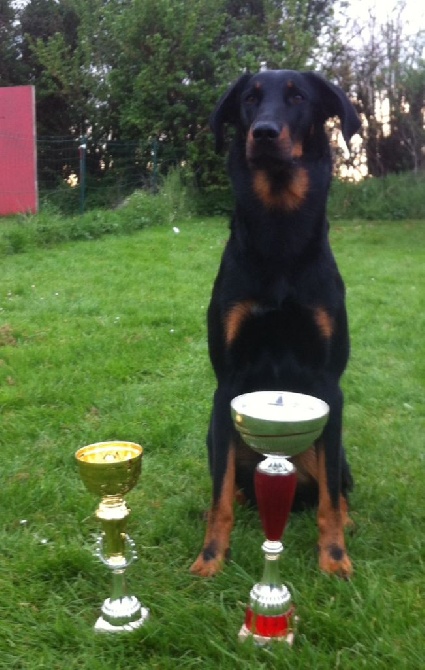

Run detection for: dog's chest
[[224, 296, 331, 373]]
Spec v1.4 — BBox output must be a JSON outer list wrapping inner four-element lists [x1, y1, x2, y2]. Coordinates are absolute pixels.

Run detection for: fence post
[[152, 137, 159, 192], [79, 136, 87, 214]]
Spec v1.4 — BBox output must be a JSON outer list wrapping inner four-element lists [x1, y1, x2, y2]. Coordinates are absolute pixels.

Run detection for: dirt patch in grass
[[0, 324, 17, 346]]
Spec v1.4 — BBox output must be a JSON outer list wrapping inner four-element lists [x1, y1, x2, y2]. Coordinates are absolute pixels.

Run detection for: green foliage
[[104, 0, 334, 186], [22, 0, 110, 137], [328, 173, 425, 221], [193, 170, 425, 220], [0, 0, 24, 85], [0, 218, 424, 668], [11, 0, 340, 188], [0, 187, 176, 257], [3, 0, 425, 187]]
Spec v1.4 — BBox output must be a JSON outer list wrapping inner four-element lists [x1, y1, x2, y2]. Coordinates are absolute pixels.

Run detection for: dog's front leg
[[190, 445, 235, 577], [191, 391, 236, 577], [316, 412, 353, 579]]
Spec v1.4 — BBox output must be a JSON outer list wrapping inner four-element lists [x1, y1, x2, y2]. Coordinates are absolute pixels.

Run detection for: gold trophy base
[[95, 596, 150, 633]]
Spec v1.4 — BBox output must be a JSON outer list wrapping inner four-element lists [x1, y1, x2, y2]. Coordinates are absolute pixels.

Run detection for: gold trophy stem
[[96, 497, 130, 561]]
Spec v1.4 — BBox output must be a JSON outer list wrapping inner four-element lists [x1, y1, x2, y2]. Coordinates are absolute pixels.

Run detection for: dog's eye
[[290, 93, 305, 105], [244, 94, 258, 105]]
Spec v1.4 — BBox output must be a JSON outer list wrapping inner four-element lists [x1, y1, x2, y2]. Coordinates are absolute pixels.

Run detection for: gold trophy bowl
[[75, 441, 150, 633]]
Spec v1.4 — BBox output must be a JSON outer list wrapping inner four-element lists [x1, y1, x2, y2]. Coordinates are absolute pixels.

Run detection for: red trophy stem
[[255, 464, 298, 541]]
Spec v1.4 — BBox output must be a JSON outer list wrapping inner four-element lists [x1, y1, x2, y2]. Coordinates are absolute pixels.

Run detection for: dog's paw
[[190, 543, 230, 577], [319, 544, 353, 579], [190, 554, 224, 577]]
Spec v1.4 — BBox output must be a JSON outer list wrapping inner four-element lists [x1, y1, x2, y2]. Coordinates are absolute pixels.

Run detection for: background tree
[[334, 2, 425, 176], [400, 61, 425, 172], [104, 0, 340, 186], [0, 0, 25, 85], [20, 0, 110, 138]]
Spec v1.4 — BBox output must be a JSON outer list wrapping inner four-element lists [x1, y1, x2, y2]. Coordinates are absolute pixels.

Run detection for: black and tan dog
[[191, 69, 361, 579]]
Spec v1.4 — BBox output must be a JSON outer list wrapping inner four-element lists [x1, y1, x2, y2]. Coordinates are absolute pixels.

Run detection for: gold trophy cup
[[75, 441, 150, 633]]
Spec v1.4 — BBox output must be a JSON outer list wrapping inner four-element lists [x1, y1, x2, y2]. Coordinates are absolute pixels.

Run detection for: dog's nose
[[252, 122, 280, 141]]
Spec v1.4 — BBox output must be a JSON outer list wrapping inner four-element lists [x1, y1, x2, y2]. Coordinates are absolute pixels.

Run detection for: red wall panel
[[0, 86, 38, 216]]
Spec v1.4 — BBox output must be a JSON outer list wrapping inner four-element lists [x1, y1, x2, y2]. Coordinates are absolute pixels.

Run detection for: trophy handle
[[96, 532, 138, 569]]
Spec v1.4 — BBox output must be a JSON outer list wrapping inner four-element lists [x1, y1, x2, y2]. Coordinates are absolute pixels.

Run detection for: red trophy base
[[239, 605, 296, 646]]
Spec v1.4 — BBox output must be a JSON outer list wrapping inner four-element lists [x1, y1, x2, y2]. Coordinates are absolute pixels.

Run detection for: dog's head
[[211, 70, 361, 173]]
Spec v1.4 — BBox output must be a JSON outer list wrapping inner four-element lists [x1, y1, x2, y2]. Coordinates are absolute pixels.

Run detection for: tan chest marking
[[253, 167, 309, 211]]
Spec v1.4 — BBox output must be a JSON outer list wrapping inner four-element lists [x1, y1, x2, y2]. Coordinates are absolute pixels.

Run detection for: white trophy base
[[94, 596, 150, 633]]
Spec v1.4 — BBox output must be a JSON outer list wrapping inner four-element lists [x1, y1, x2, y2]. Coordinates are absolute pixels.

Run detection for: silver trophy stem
[[95, 580, 149, 632], [250, 540, 291, 617], [93, 503, 150, 633], [239, 540, 295, 645], [257, 454, 296, 476]]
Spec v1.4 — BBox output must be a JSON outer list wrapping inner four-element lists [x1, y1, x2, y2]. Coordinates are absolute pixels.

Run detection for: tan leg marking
[[224, 301, 257, 346], [317, 445, 353, 578], [314, 307, 334, 339], [190, 446, 236, 577]]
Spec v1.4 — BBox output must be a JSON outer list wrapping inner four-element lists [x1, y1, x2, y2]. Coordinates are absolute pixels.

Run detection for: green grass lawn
[[0, 217, 424, 669]]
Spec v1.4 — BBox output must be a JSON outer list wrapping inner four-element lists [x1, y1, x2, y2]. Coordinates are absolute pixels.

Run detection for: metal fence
[[37, 136, 179, 214]]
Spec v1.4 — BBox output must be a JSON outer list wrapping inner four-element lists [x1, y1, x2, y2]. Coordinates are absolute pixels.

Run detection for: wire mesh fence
[[36, 136, 180, 214]]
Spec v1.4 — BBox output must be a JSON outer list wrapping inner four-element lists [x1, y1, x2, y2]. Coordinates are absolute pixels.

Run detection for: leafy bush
[[191, 170, 425, 220], [0, 190, 170, 256], [328, 172, 425, 221]]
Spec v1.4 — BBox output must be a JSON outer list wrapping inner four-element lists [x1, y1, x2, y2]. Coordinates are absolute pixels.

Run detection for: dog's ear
[[210, 73, 252, 153], [303, 72, 361, 145]]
